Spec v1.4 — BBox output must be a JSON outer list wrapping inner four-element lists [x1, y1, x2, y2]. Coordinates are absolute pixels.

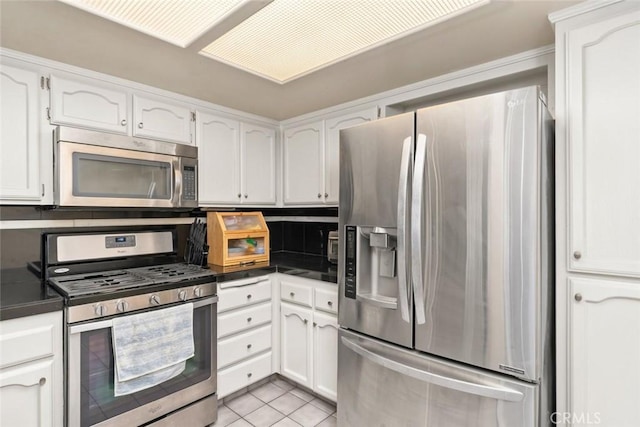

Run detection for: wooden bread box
[[207, 211, 270, 266]]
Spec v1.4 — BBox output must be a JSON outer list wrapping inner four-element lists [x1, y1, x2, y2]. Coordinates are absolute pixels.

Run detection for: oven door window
[[78, 305, 212, 426], [73, 152, 172, 199]]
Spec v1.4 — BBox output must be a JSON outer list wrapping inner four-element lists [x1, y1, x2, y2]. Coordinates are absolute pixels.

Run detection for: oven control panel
[[67, 282, 218, 323], [105, 235, 136, 248]]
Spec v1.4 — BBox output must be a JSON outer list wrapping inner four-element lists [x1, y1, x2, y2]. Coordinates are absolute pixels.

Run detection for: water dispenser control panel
[[345, 225, 357, 299]]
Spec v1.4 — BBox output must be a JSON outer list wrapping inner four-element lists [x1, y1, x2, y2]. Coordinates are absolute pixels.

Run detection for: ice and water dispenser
[[344, 225, 399, 309]]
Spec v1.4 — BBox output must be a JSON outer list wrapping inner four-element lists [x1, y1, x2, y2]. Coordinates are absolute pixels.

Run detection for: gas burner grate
[[128, 263, 216, 283], [49, 270, 155, 296]]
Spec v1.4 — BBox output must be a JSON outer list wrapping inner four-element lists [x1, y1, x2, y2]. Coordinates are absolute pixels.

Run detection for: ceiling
[[0, 0, 577, 120]]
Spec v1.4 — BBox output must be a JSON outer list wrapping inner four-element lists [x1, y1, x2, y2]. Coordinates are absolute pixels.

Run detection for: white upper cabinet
[[241, 122, 276, 204], [283, 107, 377, 205], [283, 121, 324, 205], [570, 277, 640, 427], [132, 94, 193, 145], [565, 10, 640, 277], [0, 62, 43, 202], [49, 74, 129, 135], [196, 112, 241, 204], [324, 107, 378, 204], [197, 110, 276, 206]]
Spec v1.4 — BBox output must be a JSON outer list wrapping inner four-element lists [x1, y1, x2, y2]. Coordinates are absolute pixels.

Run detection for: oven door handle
[[69, 296, 217, 334]]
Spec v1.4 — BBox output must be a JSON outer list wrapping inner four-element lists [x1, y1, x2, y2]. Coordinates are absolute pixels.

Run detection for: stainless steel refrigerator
[[337, 86, 554, 427]]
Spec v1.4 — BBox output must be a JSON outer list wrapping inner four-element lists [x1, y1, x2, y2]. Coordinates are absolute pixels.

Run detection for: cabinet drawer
[[281, 280, 313, 307], [218, 277, 271, 313], [218, 351, 272, 398], [314, 287, 338, 314], [218, 324, 272, 369], [0, 315, 57, 369], [218, 302, 271, 338]]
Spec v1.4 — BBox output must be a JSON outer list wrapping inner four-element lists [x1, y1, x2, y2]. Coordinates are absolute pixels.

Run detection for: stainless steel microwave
[[54, 126, 198, 208]]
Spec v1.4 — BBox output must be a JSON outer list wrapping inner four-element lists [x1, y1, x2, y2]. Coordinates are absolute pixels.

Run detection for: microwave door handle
[[411, 133, 427, 325], [173, 158, 181, 206], [396, 136, 412, 323]]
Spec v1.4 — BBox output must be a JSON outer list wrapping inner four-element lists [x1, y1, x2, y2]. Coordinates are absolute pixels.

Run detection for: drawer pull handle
[[247, 317, 252, 322], [290, 292, 295, 297], [247, 372, 252, 378], [247, 344, 252, 349], [39, 377, 46, 386], [327, 301, 333, 306], [247, 294, 252, 299]]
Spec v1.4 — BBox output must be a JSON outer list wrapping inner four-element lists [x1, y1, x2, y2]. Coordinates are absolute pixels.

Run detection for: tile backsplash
[[270, 221, 338, 257]]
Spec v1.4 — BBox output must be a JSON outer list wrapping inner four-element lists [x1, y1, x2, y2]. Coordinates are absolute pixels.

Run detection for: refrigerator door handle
[[411, 133, 427, 325], [341, 336, 524, 402], [396, 136, 412, 323]]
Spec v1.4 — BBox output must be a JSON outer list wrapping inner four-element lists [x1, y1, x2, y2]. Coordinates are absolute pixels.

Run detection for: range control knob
[[116, 300, 129, 313], [95, 304, 108, 317], [150, 294, 161, 306], [194, 287, 203, 298], [178, 290, 188, 301]]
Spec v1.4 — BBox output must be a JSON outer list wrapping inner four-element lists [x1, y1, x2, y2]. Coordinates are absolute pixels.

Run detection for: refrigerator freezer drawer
[[338, 329, 541, 427]]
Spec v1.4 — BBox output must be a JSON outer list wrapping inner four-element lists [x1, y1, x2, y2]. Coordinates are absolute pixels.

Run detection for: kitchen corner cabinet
[[197, 110, 276, 206], [132, 94, 193, 145], [0, 311, 63, 427], [569, 277, 640, 427], [0, 60, 50, 204], [283, 107, 378, 205], [279, 276, 338, 401], [217, 276, 274, 398], [552, 1, 640, 425]]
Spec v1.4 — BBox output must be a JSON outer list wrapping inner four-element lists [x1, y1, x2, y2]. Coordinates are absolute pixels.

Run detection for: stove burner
[[49, 263, 216, 297]]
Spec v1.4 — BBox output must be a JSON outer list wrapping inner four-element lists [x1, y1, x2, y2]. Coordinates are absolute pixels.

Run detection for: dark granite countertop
[[0, 268, 64, 321], [0, 251, 336, 321]]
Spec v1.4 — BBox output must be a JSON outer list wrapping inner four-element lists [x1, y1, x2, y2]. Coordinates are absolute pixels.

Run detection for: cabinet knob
[[290, 292, 295, 298], [138, 122, 144, 129], [575, 293, 583, 302], [237, 193, 242, 198], [303, 319, 308, 324], [327, 301, 333, 306], [247, 344, 252, 349], [247, 294, 252, 300], [247, 372, 252, 378], [324, 193, 328, 198], [317, 193, 322, 198], [247, 317, 252, 322], [120, 119, 127, 126], [313, 322, 317, 327], [573, 251, 582, 260], [39, 377, 46, 386], [244, 194, 248, 199]]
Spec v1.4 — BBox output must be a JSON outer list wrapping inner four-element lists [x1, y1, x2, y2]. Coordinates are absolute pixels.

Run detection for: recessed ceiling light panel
[[200, 0, 489, 83], [58, 0, 248, 47]]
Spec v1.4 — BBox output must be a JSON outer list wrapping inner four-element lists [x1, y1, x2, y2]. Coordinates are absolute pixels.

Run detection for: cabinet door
[[324, 107, 377, 204], [133, 94, 193, 144], [0, 358, 54, 427], [280, 302, 312, 388], [0, 63, 41, 201], [283, 121, 324, 204], [241, 122, 276, 204], [49, 74, 129, 134], [570, 277, 640, 426], [566, 11, 640, 277], [196, 111, 241, 204], [313, 311, 338, 402]]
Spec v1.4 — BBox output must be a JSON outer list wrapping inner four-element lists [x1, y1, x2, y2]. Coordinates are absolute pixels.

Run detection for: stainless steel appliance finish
[[327, 231, 339, 263], [54, 126, 198, 208], [43, 228, 218, 427], [338, 86, 554, 426]]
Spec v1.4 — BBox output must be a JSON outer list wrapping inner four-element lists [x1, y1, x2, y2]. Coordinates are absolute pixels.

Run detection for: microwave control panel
[[345, 225, 357, 299], [182, 165, 196, 201]]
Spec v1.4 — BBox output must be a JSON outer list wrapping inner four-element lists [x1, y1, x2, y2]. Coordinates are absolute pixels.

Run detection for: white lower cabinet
[[279, 275, 338, 402], [0, 311, 63, 427], [570, 277, 640, 427], [217, 276, 274, 398]]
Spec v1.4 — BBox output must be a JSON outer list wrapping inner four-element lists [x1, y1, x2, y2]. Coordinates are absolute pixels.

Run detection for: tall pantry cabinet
[[550, 1, 640, 426]]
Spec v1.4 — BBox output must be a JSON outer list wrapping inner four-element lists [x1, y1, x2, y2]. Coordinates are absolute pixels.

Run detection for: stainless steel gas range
[[42, 227, 218, 427]]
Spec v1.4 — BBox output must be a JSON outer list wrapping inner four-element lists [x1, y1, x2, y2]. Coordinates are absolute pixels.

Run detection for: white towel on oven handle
[[111, 303, 194, 396]]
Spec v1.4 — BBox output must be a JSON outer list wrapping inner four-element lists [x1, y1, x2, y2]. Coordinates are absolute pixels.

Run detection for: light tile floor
[[214, 377, 337, 427]]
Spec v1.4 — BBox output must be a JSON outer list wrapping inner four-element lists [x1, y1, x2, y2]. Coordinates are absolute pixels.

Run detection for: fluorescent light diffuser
[[58, 0, 248, 47], [201, 0, 488, 83]]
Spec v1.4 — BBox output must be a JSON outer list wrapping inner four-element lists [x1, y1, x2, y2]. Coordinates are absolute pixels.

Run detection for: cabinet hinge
[[377, 107, 381, 119], [46, 107, 51, 120], [46, 77, 50, 90], [191, 112, 196, 122], [40, 76, 45, 89]]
